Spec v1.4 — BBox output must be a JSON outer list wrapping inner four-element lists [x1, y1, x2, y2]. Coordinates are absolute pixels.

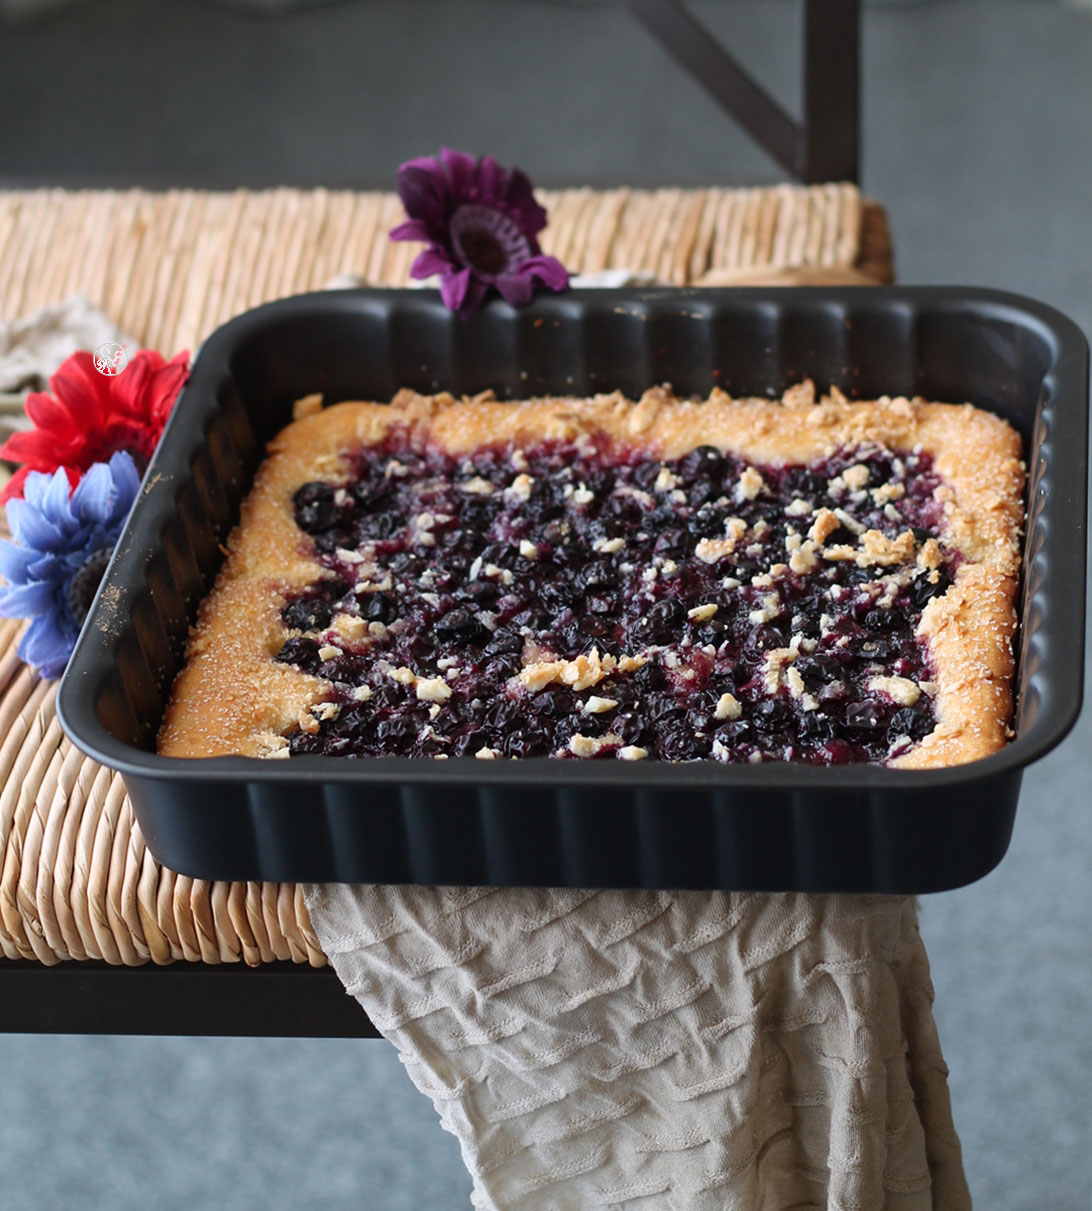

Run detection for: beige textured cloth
[[303, 886, 971, 1210], [0, 294, 132, 393]]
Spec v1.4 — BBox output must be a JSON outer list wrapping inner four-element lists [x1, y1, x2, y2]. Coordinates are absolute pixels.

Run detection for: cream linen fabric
[[0, 295, 132, 393], [303, 885, 971, 1210]]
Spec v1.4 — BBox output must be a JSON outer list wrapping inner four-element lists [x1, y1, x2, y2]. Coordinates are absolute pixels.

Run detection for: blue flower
[[0, 452, 140, 678]]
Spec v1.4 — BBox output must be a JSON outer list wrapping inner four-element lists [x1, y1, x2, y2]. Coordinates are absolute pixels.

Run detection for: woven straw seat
[[0, 184, 892, 966]]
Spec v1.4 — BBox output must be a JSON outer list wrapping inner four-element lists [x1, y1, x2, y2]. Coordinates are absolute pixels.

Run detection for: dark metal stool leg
[[623, 0, 860, 184]]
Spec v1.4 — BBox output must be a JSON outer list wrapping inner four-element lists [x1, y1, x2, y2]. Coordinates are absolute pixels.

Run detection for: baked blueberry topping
[[277, 434, 949, 763]]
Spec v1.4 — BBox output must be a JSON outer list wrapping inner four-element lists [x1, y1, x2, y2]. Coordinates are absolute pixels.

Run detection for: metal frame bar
[[623, 0, 860, 184], [0, 959, 379, 1038]]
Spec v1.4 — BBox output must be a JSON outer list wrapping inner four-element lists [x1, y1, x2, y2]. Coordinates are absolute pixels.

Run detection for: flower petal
[[27, 552, 64, 582], [23, 388, 76, 434], [147, 351, 189, 429], [19, 614, 74, 679], [440, 148, 477, 199], [397, 163, 448, 231], [494, 272, 535, 308], [460, 275, 490, 316], [475, 155, 507, 207], [0, 466, 32, 506], [106, 451, 141, 521], [71, 460, 115, 524], [439, 267, 472, 313], [0, 426, 81, 469], [42, 464, 76, 528], [505, 168, 548, 236], [0, 539, 39, 585], [7, 494, 64, 551], [518, 254, 571, 292], [410, 247, 455, 280], [399, 155, 447, 177], [50, 352, 110, 428], [0, 579, 57, 618], [110, 349, 154, 419], [389, 219, 433, 244], [21, 466, 66, 512]]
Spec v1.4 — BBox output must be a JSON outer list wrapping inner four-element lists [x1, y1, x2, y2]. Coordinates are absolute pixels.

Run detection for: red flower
[[0, 349, 189, 504]]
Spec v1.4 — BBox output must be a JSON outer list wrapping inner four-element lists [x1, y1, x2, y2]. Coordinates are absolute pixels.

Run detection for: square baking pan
[[57, 288, 1088, 892]]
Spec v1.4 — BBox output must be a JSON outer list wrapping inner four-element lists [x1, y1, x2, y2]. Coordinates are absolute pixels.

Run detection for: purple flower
[[0, 452, 140, 678], [390, 148, 570, 314]]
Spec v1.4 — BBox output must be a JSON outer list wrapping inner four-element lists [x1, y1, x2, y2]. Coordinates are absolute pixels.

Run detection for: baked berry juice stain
[[275, 434, 949, 764]]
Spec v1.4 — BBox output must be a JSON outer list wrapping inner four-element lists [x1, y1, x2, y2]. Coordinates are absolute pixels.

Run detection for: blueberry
[[753, 697, 791, 732], [632, 461, 662, 491], [540, 582, 576, 614], [687, 480, 718, 507], [479, 542, 514, 569], [637, 598, 684, 641], [351, 480, 390, 510], [503, 729, 549, 758], [653, 528, 686, 556], [579, 561, 616, 590], [525, 491, 565, 524], [647, 694, 685, 723], [604, 495, 644, 525], [482, 697, 521, 730], [658, 721, 701, 761], [362, 592, 395, 623], [462, 579, 499, 605], [800, 712, 835, 740], [844, 701, 882, 730], [481, 654, 521, 684], [679, 446, 725, 480], [863, 609, 895, 632], [293, 482, 338, 534], [856, 638, 890, 661], [551, 717, 582, 748], [370, 683, 404, 711], [287, 730, 323, 755], [891, 707, 933, 740], [375, 716, 419, 751], [716, 719, 753, 744], [313, 529, 351, 554], [274, 637, 321, 674], [795, 653, 846, 683], [355, 512, 401, 541], [907, 574, 947, 609], [633, 661, 665, 692], [485, 629, 523, 656], [281, 597, 333, 632], [611, 712, 645, 745], [687, 504, 726, 537], [435, 607, 487, 645], [331, 708, 372, 741]]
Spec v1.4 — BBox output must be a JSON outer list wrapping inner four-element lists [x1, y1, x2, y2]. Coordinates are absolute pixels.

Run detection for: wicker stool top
[[0, 184, 893, 967]]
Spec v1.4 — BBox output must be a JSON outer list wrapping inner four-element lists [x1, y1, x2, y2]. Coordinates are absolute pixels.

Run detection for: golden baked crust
[[157, 383, 1024, 768]]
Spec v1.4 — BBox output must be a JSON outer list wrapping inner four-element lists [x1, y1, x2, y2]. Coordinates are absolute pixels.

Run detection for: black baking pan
[[56, 288, 1088, 892]]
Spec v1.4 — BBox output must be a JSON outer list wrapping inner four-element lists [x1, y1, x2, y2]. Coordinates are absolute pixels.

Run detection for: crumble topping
[[274, 434, 953, 763]]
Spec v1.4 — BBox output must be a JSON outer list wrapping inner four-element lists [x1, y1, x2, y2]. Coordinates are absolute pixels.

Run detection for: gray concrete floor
[[0, 1, 1089, 1207]]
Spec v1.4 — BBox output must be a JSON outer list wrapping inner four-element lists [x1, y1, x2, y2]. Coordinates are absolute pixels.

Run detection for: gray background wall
[[0, 2, 1089, 1207]]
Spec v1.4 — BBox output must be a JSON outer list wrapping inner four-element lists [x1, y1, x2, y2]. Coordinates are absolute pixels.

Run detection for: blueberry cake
[[157, 383, 1024, 768]]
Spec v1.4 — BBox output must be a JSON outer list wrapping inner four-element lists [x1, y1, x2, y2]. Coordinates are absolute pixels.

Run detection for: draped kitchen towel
[[303, 886, 971, 1211]]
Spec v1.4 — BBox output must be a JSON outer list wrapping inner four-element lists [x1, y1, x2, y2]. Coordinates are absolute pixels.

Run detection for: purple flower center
[[65, 547, 113, 626], [449, 205, 530, 278]]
